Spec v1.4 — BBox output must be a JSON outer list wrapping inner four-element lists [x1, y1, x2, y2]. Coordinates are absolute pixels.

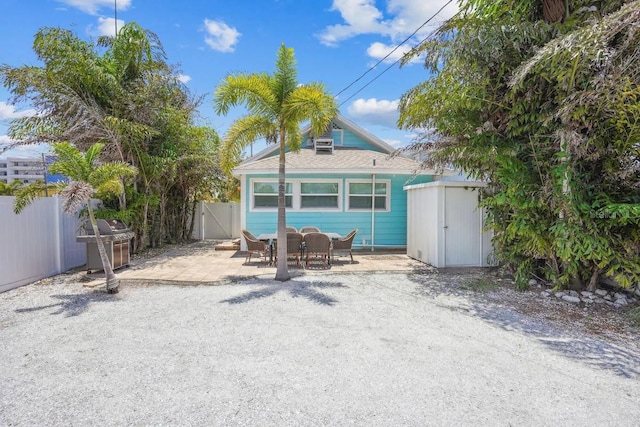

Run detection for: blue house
[[233, 114, 448, 250]]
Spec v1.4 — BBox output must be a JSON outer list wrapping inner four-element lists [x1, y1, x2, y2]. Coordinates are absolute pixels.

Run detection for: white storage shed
[[404, 181, 494, 268]]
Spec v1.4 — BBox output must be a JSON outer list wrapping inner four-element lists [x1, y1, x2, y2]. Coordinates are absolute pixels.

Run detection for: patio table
[[256, 232, 342, 265]]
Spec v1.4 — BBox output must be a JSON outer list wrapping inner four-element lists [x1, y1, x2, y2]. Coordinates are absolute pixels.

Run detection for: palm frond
[[12, 182, 49, 214], [59, 181, 94, 213], [213, 73, 276, 117], [90, 162, 137, 190], [48, 142, 91, 181], [220, 115, 277, 174], [284, 83, 337, 136], [273, 43, 298, 104]]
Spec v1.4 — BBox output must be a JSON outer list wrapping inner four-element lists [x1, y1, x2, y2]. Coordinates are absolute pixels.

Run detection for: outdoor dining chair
[[285, 226, 298, 233], [303, 232, 331, 269], [241, 229, 269, 265], [299, 226, 321, 233], [331, 228, 358, 264], [274, 232, 304, 267]]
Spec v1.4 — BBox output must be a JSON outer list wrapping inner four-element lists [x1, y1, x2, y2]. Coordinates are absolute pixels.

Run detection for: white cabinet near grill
[[76, 219, 134, 273]]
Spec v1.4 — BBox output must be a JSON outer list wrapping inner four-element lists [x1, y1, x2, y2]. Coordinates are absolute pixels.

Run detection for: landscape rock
[[595, 289, 608, 297], [562, 295, 581, 304], [528, 278, 538, 287], [580, 291, 593, 298]]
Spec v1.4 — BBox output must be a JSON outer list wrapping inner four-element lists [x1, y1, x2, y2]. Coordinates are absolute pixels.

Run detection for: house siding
[[243, 173, 432, 247], [263, 127, 387, 157]]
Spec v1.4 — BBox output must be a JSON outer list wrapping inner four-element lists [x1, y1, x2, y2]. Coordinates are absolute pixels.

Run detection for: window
[[347, 180, 390, 211], [300, 182, 339, 209], [253, 181, 292, 209], [250, 179, 341, 211]]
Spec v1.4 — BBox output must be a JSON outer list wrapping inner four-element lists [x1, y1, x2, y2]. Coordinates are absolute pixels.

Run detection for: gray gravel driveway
[[1, 272, 639, 426]]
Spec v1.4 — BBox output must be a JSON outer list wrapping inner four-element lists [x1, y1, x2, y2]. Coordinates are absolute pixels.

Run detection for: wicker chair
[[303, 232, 331, 269], [273, 232, 304, 267], [332, 229, 358, 264], [241, 229, 268, 265], [285, 226, 298, 233], [299, 226, 321, 233]]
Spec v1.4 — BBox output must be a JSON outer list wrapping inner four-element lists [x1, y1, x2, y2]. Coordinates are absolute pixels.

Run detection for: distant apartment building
[[0, 157, 45, 184], [0, 155, 65, 185]]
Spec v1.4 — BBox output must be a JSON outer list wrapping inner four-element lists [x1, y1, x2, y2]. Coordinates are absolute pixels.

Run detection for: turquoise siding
[[244, 173, 432, 247], [265, 128, 386, 157]]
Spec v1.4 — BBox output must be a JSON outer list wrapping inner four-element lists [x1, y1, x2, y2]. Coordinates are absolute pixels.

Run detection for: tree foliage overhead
[[1, 23, 224, 250], [398, 0, 640, 290]]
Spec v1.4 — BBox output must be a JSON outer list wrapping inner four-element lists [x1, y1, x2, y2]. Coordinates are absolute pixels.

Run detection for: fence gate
[[192, 202, 241, 240]]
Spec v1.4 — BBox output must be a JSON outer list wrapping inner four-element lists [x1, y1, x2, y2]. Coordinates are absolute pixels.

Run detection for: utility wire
[[334, 0, 454, 101], [338, 20, 447, 107]]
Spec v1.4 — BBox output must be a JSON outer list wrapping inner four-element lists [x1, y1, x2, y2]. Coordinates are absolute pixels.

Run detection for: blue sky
[[0, 0, 458, 157]]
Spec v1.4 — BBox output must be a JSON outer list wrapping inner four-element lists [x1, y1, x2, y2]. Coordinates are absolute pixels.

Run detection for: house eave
[[232, 167, 452, 177]]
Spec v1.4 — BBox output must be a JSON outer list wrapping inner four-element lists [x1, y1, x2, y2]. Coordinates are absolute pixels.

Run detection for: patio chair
[[299, 226, 321, 233], [241, 229, 268, 265], [332, 229, 358, 264], [285, 226, 298, 233], [273, 232, 304, 267], [303, 232, 331, 269]]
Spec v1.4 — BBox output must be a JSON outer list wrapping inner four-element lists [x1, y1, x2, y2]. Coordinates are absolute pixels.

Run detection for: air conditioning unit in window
[[314, 138, 334, 154]]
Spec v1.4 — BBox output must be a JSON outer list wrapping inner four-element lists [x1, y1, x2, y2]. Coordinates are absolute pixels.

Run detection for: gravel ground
[[1, 250, 640, 426]]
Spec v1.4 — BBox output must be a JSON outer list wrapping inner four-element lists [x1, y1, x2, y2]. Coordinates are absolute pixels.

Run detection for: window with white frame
[[347, 180, 390, 211], [300, 182, 339, 209], [253, 181, 293, 209], [250, 179, 341, 211]]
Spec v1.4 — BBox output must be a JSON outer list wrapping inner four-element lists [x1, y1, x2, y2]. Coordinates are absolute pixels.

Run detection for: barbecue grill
[[76, 219, 134, 273]]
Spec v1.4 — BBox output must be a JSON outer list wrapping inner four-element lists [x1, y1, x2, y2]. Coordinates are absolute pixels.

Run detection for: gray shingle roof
[[234, 147, 430, 175]]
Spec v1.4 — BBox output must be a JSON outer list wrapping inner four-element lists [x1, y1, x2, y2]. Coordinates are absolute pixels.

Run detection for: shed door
[[444, 187, 481, 266]]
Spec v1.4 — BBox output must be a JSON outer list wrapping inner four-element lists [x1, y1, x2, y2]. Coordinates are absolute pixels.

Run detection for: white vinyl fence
[[0, 196, 86, 293], [192, 201, 241, 240]]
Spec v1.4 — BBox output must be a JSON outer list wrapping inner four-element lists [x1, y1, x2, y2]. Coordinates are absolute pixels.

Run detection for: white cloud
[[347, 98, 399, 128], [203, 19, 241, 53], [0, 138, 50, 157], [177, 74, 191, 84], [318, 0, 386, 46], [0, 102, 37, 121], [366, 42, 414, 64], [383, 138, 404, 147], [57, 0, 132, 15], [89, 17, 125, 37], [318, 0, 458, 60]]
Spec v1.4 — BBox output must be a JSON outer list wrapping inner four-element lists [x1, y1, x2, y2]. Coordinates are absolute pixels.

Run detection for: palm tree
[[14, 142, 137, 293], [0, 180, 23, 196], [213, 43, 338, 281]]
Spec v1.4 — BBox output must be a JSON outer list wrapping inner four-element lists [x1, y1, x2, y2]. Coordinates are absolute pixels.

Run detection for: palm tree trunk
[[542, 0, 566, 23], [87, 204, 120, 293], [275, 127, 290, 281]]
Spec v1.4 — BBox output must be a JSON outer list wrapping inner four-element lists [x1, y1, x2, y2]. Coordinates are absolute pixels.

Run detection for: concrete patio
[[114, 240, 427, 285]]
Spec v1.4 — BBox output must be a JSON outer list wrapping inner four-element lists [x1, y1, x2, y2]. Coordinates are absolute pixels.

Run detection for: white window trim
[[249, 178, 342, 212], [345, 179, 391, 212], [250, 179, 293, 211]]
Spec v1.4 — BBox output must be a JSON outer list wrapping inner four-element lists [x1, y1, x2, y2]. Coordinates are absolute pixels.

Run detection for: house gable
[[244, 114, 395, 163]]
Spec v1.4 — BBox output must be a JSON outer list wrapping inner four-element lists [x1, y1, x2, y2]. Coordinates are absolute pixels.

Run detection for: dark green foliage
[[1, 23, 225, 251], [399, 0, 640, 291]]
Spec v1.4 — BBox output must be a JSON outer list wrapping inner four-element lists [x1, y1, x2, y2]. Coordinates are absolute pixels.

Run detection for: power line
[[335, 0, 453, 105]]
